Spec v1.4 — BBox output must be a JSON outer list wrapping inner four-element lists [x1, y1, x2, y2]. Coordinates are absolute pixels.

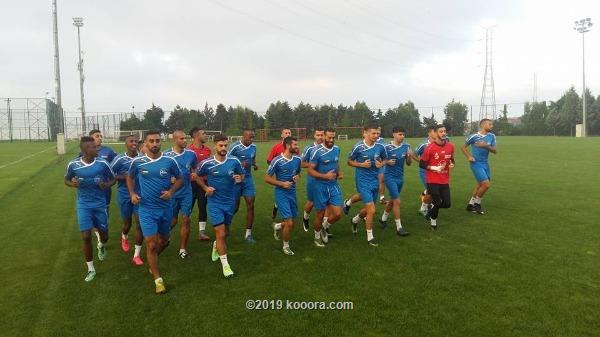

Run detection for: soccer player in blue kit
[[65, 136, 116, 282], [195, 134, 245, 278], [412, 125, 435, 216], [164, 130, 198, 259], [228, 129, 259, 244], [265, 137, 302, 256], [300, 127, 324, 232], [127, 131, 183, 294], [461, 119, 497, 215], [380, 127, 412, 236], [307, 128, 344, 247], [347, 125, 387, 247], [110, 134, 145, 265]]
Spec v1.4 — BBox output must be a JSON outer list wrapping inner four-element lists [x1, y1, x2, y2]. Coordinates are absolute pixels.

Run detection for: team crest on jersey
[[228, 169, 234, 176], [211, 169, 219, 175], [434, 153, 439, 160], [159, 168, 168, 177], [141, 169, 149, 175], [93, 176, 101, 184]]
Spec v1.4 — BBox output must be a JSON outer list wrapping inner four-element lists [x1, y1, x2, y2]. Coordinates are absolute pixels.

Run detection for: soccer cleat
[[352, 222, 358, 234], [121, 238, 130, 252], [379, 218, 388, 229], [244, 235, 257, 244], [179, 251, 191, 259], [425, 207, 432, 221], [325, 228, 333, 238], [155, 279, 166, 294], [282, 246, 295, 256], [367, 238, 379, 247], [474, 203, 486, 215], [197, 230, 211, 241], [302, 217, 310, 232], [466, 204, 477, 213], [396, 227, 410, 236], [314, 238, 325, 247], [320, 230, 329, 244], [343, 199, 351, 215], [271, 205, 278, 219], [132, 256, 144, 266], [84, 270, 96, 282], [97, 245, 107, 261], [211, 242, 219, 262], [222, 264, 234, 278], [272, 223, 281, 241]]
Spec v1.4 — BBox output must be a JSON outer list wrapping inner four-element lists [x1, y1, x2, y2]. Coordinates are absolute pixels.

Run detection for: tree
[[493, 104, 513, 136], [381, 101, 423, 136], [143, 103, 165, 132], [213, 104, 228, 132], [442, 100, 468, 136], [522, 101, 549, 135], [422, 113, 437, 130]]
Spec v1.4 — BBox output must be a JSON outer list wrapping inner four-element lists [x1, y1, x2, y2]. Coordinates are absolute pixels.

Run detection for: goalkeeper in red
[[419, 124, 455, 230]]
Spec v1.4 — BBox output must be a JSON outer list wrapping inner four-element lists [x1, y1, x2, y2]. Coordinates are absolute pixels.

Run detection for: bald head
[[172, 130, 188, 150]]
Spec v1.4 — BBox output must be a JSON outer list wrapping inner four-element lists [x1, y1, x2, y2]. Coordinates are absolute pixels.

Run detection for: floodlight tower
[[73, 17, 86, 133], [573, 18, 592, 137]]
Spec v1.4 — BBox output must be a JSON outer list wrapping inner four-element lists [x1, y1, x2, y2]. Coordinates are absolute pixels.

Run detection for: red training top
[[267, 141, 284, 164], [189, 143, 212, 181], [421, 140, 455, 185]]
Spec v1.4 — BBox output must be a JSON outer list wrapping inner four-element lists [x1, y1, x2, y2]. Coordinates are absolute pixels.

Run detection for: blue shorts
[[275, 189, 297, 220], [357, 181, 378, 204], [172, 192, 193, 217], [235, 177, 256, 198], [138, 206, 172, 237], [419, 169, 426, 188], [470, 162, 491, 183], [378, 166, 386, 175], [306, 179, 316, 202], [117, 193, 138, 219], [384, 176, 404, 200], [104, 187, 112, 205], [77, 208, 108, 232], [313, 183, 343, 211], [207, 202, 233, 226]]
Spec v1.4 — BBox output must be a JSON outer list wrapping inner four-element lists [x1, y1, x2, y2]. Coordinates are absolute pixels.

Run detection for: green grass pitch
[[0, 137, 599, 337]]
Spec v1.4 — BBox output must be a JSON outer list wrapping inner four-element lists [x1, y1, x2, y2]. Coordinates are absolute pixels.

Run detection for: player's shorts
[[207, 201, 233, 226], [470, 162, 491, 183], [275, 189, 297, 220], [313, 183, 343, 211], [138, 206, 172, 237], [356, 180, 379, 204], [384, 176, 404, 200], [77, 208, 108, 232], [104, 188, 112, 205], [306, 178, 316, 202], [419, 169, 426, 188], [117, 193, 138, 219], [171, 192, 193, 217], [235, 176, 256, 198]]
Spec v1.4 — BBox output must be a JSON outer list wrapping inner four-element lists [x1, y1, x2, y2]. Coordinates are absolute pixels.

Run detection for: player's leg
[[214, 223, 234, 277], [343, 192, 362, 215], [196, 186, 211, 241], [440, 184, 452, 209], [118, 196, 133, 253], [281, 219, 295, 255], [419, 169, 429, 215], [80, 229, 96, 282], [170, 198, 181, 231], [132, 211, 144, 265], [427, 184, 442, 230], [380, 177, 397, 227], [364, 202, 377, 246], [303, 183, 314, 231], [312, 184, 327, 246], [243, 195, 256, 243], [92, 208, 109, 261], [279, 194, 296, 255], [378, 171, 387, 204], [177, 194, 193, 258]]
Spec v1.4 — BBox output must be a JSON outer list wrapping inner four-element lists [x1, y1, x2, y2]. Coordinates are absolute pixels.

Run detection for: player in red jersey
[[267, 127, 292, 219], [188, 127, 212, 241], [419, 124, 455, 230]]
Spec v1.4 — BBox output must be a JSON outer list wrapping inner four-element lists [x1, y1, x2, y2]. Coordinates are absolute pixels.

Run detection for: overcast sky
[[1, 0, 597, 118]]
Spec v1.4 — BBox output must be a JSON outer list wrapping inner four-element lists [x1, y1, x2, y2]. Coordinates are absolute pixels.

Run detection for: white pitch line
[[0, 146, 56, 169]]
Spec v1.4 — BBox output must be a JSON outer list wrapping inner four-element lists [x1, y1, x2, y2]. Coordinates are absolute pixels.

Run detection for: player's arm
[[162, 162, 183, 199], [419, 149, 442, 172], [264, 173, 293, 189], [232, 160, 245, 183], [461, 142, 475, 162], [111, 159, 127, 181], [266, 146, 276, 165], [64, 163, 80, 188], [307, 162, 336, 180], [195, 164, 215, 195], [126, 162, 141, 204]]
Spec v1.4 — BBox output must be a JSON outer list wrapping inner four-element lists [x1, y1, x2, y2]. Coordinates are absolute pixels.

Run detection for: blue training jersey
[[65, 158, 115, 209], [128, 154, 182, 209], [196, 156, 244, 207], [301, 142, 322, 185], [384, 141, 411, 179], [348, 140, 387, 184], [309, 145, 340, 186], [164, 148, 198, 198], [266, 154, 302, 193], [376, 137, 385, 145], [110, 152, 139, 198], [465, 132, 496, 162], [227, 140, 257, 178]]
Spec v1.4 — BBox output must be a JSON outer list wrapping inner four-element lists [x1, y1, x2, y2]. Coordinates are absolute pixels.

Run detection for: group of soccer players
[[65, 119, 497, 294]]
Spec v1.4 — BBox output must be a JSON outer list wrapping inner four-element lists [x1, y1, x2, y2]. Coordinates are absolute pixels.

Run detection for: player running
[[164, 130, 198, 259], [307, 128, 344, 247], [195, 134, 245, 278], [300, 127, 324, 232], [347, 125, 388, 246], [65, 136, 116, 282], [411, 125, 435, 216], [188, 127, 212, 241], [127, 131, 183, 294], [267, 127, 292, 219], [419, 124, 455, 230], [461, 119, 497, 215], [380, 127, 412, 236], [110, 134, 145, 265], [265, 136, 302, 255], [376, 127, 388, 204]]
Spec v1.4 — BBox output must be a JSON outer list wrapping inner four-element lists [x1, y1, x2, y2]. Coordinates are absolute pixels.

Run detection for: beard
[[218, 150, 227, 156], [150, 146, 160, 154]]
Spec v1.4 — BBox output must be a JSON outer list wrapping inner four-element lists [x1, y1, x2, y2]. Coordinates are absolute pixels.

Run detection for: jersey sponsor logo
[[94, 176, 101, 184], [434, 153, 439, 160], [211, 169, 219, 175], [159, 168, 168, 177]]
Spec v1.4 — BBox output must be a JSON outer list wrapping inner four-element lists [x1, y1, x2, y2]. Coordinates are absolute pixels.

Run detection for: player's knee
[[482, 180, 491, 188]]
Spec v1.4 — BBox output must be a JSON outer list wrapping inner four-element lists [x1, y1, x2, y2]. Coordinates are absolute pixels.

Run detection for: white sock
[[179, 248, 186, 254], [381, 211, 389, 222], [420, 203, 427, 211], [322, 220, 330, 229], [219, 254, 229, 267], [323, 216, 328, 223], [303, 211, 310, 220], [97, 241, 104, 248], [274, 222, 282, 230], [395, 218, 402, 230], [379, 195, 385, 201], [245, 229, 252, 238], [94, 231, 101, 242], [366, 229, 374, 241], [121, 233, 128, 240], [283, 241, 290, 249], [352, 214, 362, 224], [134, 244, 142, 257], [474, 196, 482, 204], [345, 199, 352, 206], [154, 277, 163, 285], [199, 221, 207, 232], [86, 261, 95, 272], [469, 197, 476, 205], [431, 218, 437, 226], [314, 230, 321, 240]]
